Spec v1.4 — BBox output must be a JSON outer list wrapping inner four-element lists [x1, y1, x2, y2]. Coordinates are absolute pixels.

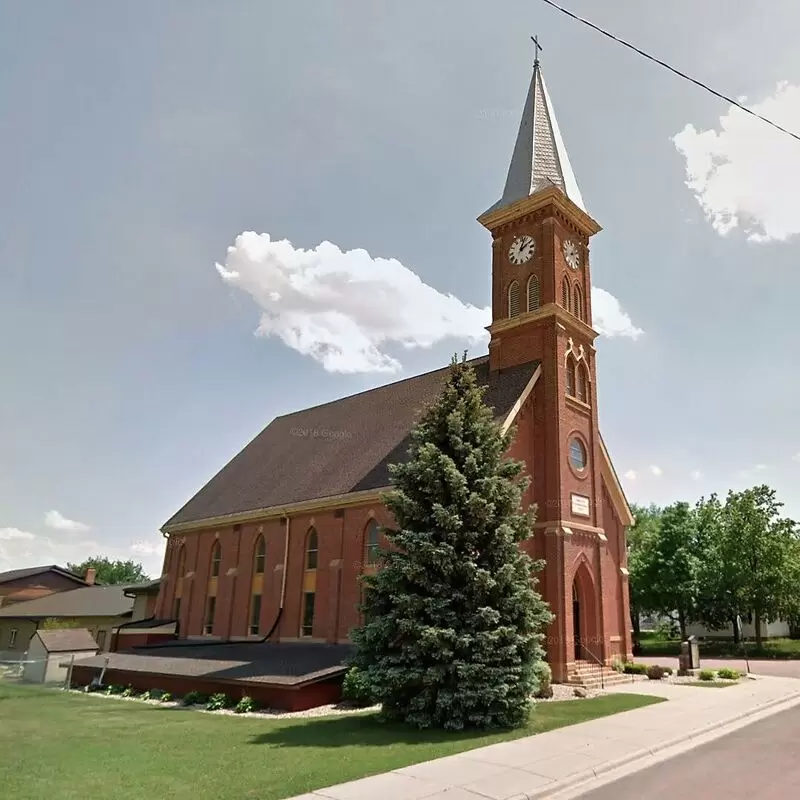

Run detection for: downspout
[[261, 514, 290, 641]]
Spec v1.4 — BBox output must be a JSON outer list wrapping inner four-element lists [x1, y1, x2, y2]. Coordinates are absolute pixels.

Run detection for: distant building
[[22, 629, 99, 684]]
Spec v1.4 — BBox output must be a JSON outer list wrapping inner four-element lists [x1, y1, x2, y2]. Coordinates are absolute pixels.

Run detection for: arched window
[[573, 284, 583, 321], [173, 543, 185, 621], [577, 363, 589, 403], [175, 543, 186, 578], [561, 277, 571, 312], [508, 281, 521, 318], [305, 529, 318, 571], [210, 541, 221, 578], [365, 520, 380, 566], [526, 275, 540, 312], [566, 359, 576, 396], [254, 535, 266, 575], [301, 527, 318, 637]]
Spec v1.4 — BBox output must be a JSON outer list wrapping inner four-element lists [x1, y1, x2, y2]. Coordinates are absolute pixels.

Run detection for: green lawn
[[638, 632, 800, 659], [0, 682, 662, 800]]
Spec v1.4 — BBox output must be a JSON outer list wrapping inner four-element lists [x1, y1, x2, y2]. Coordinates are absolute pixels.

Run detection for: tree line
[[628, 485, 800, 648]]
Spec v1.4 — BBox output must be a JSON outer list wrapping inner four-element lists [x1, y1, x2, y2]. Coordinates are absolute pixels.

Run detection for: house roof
[[164, 356, 540, 530], [0, 565, 87, 587], [122, 579, 161, 596], [35, 628, 98, 653], [483, 60, 586, 217], [69, 642, 354, 687], [0, 585, 133, 620]]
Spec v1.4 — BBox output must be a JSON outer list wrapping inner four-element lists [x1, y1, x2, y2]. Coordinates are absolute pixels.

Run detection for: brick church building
[[146, 55, 634, 691]]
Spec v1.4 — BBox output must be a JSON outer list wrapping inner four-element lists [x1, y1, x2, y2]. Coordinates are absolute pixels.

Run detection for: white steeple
[[485, 57, 586, 216]]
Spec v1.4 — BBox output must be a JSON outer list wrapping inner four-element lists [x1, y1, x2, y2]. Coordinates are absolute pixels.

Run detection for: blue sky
[[3, 0, 800, 577]]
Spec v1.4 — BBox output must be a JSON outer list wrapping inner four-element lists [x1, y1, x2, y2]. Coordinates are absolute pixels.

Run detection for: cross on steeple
[[531, 35, 543, 66]]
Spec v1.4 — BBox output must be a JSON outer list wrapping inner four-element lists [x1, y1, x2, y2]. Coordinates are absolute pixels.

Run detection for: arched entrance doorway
[[571, 563, 599, 663]]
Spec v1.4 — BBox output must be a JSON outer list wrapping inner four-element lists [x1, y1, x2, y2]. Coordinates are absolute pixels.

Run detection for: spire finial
[[531, 35, 542, 66]]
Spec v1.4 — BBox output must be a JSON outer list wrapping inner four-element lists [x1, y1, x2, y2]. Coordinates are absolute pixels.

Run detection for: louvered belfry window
[[527, 275, 540, 312], [508, 281, 521, 318]]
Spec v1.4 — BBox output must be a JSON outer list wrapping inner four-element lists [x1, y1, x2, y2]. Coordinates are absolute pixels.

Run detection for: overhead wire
[[539, 0, 800, 144]]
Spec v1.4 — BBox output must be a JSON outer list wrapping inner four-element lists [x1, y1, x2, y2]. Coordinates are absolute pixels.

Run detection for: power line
[[539, 0, 800, 144]]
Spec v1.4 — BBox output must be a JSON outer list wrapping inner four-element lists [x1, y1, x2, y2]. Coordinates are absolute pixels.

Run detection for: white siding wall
[[21, 636, 47, 684]]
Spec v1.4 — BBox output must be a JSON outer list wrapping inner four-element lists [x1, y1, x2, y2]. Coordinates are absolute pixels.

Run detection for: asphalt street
[[638, 655, 800, 679], [577, 704, 800, 799]]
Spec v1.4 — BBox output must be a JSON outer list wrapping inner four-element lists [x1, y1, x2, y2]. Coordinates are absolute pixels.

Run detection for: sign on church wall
[[570, 493, 590, 517]]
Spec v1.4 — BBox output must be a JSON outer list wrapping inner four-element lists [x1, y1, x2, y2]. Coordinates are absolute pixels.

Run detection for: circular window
[[569, 438, 587, 471]]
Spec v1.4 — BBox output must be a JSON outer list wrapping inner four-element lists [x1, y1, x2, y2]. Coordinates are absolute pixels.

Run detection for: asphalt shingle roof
[[36, 628, 99, 653], [164, 356, 539, 529], [0, 565, 86, 586], [0, 585, 133, 619], [70, 642, 354, 686]]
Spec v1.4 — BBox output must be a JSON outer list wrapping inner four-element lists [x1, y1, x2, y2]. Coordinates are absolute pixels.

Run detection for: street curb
[[526, 689, 800, 799]]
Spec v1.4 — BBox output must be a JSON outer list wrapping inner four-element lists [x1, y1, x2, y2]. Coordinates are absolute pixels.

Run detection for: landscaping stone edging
[[527, 687, 800, 800]]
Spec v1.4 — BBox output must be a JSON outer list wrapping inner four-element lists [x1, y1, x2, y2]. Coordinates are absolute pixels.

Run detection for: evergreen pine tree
[[351, 355, 553, 730]]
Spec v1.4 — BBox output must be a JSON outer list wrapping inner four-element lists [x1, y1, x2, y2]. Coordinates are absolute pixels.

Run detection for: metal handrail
[[578, 640, 606, 689]]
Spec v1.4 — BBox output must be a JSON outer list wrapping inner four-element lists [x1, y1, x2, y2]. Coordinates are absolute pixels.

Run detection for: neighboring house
[[23, 629, 99, 684], [0, 565, 92, 609], [112, 580, 176, 650], [0, 584, 134, 655], [686, 618, 792, 641]]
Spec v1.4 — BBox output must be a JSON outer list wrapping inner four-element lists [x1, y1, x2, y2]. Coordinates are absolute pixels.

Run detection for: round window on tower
[[569, 438, 587, 472]]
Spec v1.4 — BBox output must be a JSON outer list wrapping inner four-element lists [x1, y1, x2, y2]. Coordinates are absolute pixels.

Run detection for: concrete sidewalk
[[286, 676, 800, 800]]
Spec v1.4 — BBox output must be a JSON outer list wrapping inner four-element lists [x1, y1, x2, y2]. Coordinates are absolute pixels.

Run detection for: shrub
[[717, 667, 740, 680], [341, 667, 375, 707], [234, 695, 257, 714], [610, 660, 625, 674], [698, 669, 715, 681], [532, 661, 553, 699], [159, 692, 173, 703], [146, 688, 165, 700], [663, 666, 674, 675], [206, 692, 231, 711], [107, 684, 125, 695], [622, 662, 648, 675], [182, 691, 208, 706], [121, 685, 135, 698], [139, 690, 152, 701], [646, 664, 666, 681]]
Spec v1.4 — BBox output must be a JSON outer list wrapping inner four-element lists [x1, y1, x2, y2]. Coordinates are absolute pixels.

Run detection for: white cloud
[[650, 465, 663, 477], [690, 470, 704, 481], [793, 452, 800, 463], [591, 288, 644, 340], [217, 232, 643, 373], [623, 469, 638, 481], [673, 81, 800, 242], [0, 527, 36, 541], [44, 510, 90, 533], [130, 539, 163, 557], [755, 464, 768, 471]]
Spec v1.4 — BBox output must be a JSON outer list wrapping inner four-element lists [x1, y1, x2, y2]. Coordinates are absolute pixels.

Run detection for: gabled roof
[[0, 565, 87, 587], [35, 628, 98, 653], [484, 60, 585, 216], [122, 579, 160, 596], [0, 585, 133, 620], [163, 356, 540, 531]]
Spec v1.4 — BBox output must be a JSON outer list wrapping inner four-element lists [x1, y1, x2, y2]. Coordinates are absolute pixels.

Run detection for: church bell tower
[[479, 46, 611, 678]]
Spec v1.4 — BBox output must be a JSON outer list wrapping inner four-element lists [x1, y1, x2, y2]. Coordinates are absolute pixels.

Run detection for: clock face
[[563, 239, 581, 270], [508, 235, 535, 265]]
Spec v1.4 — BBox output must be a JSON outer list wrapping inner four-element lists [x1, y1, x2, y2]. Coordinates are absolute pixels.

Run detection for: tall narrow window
[[301, 527, 318, 637], [566, 359, 576, 396], [526, 275, 540, 312], [211, 541, 222, 577], [305, 529, 318, 570], [249, 594, 262, 636], [254, 535, 266, 575], [508, 280, 521, 318], [573, 284, 583, 320], [301, 592, 316, 637], [204, 595, 216, 635], [8, 629, 17, 648], [174, 544, 185, 624], [365, 520, 380, 566], [561, 277, 571, 311], [577, 364, 589, 403]]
